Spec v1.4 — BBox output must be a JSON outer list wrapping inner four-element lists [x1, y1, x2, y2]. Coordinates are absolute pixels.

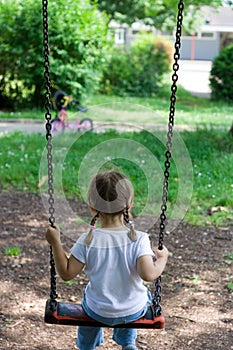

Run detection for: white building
[[180, 6, 233, 60], [109, 6, 233, 61]]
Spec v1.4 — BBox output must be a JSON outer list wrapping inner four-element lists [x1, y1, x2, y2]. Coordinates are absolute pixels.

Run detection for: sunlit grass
[[1, 90, 232, 129], [0, 128, 232, 226]]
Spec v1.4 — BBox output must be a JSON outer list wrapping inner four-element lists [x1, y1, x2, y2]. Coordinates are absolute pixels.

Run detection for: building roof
[[202, 6, 233, 29]]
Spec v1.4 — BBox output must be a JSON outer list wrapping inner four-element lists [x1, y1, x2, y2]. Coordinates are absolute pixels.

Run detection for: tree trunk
[[230, 123, 233, 136]]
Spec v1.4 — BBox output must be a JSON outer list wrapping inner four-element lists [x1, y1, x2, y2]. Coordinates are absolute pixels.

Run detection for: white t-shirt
[[71, 228, 154, 318]]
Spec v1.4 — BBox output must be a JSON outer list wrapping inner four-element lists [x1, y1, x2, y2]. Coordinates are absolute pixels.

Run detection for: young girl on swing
[[46, 170, 169, 350]]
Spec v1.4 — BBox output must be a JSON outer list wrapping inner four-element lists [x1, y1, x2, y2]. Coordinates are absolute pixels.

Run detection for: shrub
[[0, 0, 109, 109], [209, 45, 233, 103], [100, 34, 173, 97]]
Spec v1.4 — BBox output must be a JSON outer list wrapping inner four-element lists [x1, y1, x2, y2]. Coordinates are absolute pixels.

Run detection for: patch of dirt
[[0, 191, 232, 350]]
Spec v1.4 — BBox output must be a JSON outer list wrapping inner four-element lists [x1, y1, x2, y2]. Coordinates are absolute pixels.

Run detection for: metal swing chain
[[153, 0, 184, 317], [42, 0, 58, 308], [41, 0, 183, 316]]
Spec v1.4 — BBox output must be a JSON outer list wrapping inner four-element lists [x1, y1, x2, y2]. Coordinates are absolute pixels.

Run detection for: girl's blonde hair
[[84, 171, 137, 244]]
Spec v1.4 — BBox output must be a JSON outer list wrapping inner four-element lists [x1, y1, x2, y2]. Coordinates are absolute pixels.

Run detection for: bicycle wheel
[[51, 119, 65, 135], [79, 118, 93, 132]]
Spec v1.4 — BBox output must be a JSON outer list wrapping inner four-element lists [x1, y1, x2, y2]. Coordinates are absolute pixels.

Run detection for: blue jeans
[[76, 291, 152, 350]]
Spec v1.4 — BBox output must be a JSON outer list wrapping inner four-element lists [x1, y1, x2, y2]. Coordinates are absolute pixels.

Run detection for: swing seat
[[44, 299, 165, 329]]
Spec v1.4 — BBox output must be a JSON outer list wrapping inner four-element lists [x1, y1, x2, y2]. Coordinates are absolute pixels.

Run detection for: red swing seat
[[44, 299, 165, 329]]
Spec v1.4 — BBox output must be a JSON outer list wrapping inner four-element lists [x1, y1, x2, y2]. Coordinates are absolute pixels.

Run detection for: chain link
[[152, 277, 162, 317], [42, 0, 57, 309], [153, 0, 184, 317]]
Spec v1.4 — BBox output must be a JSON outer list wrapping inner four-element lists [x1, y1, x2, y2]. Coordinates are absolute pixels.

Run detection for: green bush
[[100, 34, 173, 97], [209, 45, 233, 103], [0, 0, 109, 109]]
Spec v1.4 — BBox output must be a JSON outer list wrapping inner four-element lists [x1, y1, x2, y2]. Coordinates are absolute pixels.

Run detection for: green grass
[[0, 110, 44, 121], [0, 88, 232, 129], [227, 281, 233, 291], [0, 128, 232, 226], [225, 253, 233, 262], [228, 253, 233, 260], [85, 88, 233, 128], [63, 280, 77, 286], [3, 245, 22, 256]]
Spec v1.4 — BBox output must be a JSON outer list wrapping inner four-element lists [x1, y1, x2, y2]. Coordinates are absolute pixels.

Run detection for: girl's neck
[[99, 214, 126, 230]]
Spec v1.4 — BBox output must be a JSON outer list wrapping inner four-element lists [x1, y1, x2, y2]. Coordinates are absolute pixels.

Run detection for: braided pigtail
[[84, 212, 99, 245], [123, 208, 137, 242]]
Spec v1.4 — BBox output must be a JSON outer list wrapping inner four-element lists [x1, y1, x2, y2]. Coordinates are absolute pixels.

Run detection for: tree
[[93, 0, 232, 32], [0, 0, 109, 108]]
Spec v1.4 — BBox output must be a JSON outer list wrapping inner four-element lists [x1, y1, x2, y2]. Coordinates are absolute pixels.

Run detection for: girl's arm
[[45, 225, 84, 281], [136, 246, 169, 282]]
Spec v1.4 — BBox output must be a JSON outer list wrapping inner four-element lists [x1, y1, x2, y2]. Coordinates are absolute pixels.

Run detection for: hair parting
[[84, 212, 99, 245]]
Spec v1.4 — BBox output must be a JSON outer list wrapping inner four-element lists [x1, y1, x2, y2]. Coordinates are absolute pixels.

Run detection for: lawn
[[0, 87, 232, 129], [1, 89, 232, 226], [0, 127, 232, 226]]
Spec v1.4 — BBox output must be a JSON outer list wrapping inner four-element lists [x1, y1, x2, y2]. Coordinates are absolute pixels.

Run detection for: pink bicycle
[[51, 90, 93, 135]]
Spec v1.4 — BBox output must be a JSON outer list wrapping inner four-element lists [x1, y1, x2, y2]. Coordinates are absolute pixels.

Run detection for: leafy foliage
[[100, 34, 173, 96], [209, 45, 233, 103], [0, 0, 109, 109], [93, 0, 228, 30]]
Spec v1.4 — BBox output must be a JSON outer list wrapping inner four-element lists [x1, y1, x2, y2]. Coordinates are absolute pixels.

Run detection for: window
[[115, 28, 125, 44], [201, 32, 214, 38]]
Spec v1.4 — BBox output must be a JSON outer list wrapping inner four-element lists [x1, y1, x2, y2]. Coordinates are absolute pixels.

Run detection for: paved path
[[0, 121, 197, 136], [0, 120, 44, 136], [178, 60, 212, 98]]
